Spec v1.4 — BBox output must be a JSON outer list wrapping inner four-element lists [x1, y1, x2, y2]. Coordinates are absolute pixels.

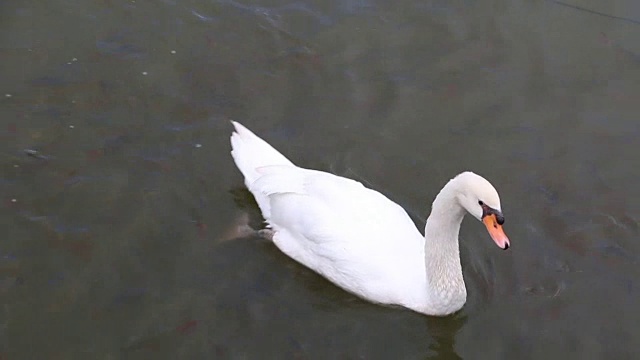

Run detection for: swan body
[[230, 121, 510, 316]]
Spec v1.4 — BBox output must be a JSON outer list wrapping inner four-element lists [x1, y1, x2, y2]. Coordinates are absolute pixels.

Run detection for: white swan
[[230, 121, 510, 316]]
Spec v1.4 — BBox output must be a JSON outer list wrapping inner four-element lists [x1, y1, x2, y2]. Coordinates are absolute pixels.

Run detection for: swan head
[[454, 172, 510, 250]]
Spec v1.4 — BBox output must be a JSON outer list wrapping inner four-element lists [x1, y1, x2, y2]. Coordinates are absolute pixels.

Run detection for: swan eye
[[478, 200, 484, 206]]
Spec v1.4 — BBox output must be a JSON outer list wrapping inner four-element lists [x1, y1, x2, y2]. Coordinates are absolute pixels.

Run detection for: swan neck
[[421, 178, 467, 315], [425, 178, 466, 242]]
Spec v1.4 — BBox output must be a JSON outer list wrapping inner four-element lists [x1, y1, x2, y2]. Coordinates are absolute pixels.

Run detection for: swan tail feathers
[[230, 121, 295, 186]]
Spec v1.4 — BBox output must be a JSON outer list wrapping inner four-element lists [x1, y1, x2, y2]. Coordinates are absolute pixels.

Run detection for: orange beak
[[482, 214, 510, 250]]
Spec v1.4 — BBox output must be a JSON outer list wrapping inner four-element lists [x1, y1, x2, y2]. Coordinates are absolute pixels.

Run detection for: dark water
[[2, 0, 640, 358]]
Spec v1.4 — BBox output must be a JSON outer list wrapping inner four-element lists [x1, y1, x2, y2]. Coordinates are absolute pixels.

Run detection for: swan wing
[[250, 165, 425, 302], [252, 165, 420, 242]]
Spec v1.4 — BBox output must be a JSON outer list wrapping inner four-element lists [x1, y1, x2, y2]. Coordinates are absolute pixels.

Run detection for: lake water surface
[[2, 0, 640, 358]]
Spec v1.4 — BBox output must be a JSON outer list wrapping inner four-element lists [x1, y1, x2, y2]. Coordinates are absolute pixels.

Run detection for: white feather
[[229, 121, 509, 316]]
